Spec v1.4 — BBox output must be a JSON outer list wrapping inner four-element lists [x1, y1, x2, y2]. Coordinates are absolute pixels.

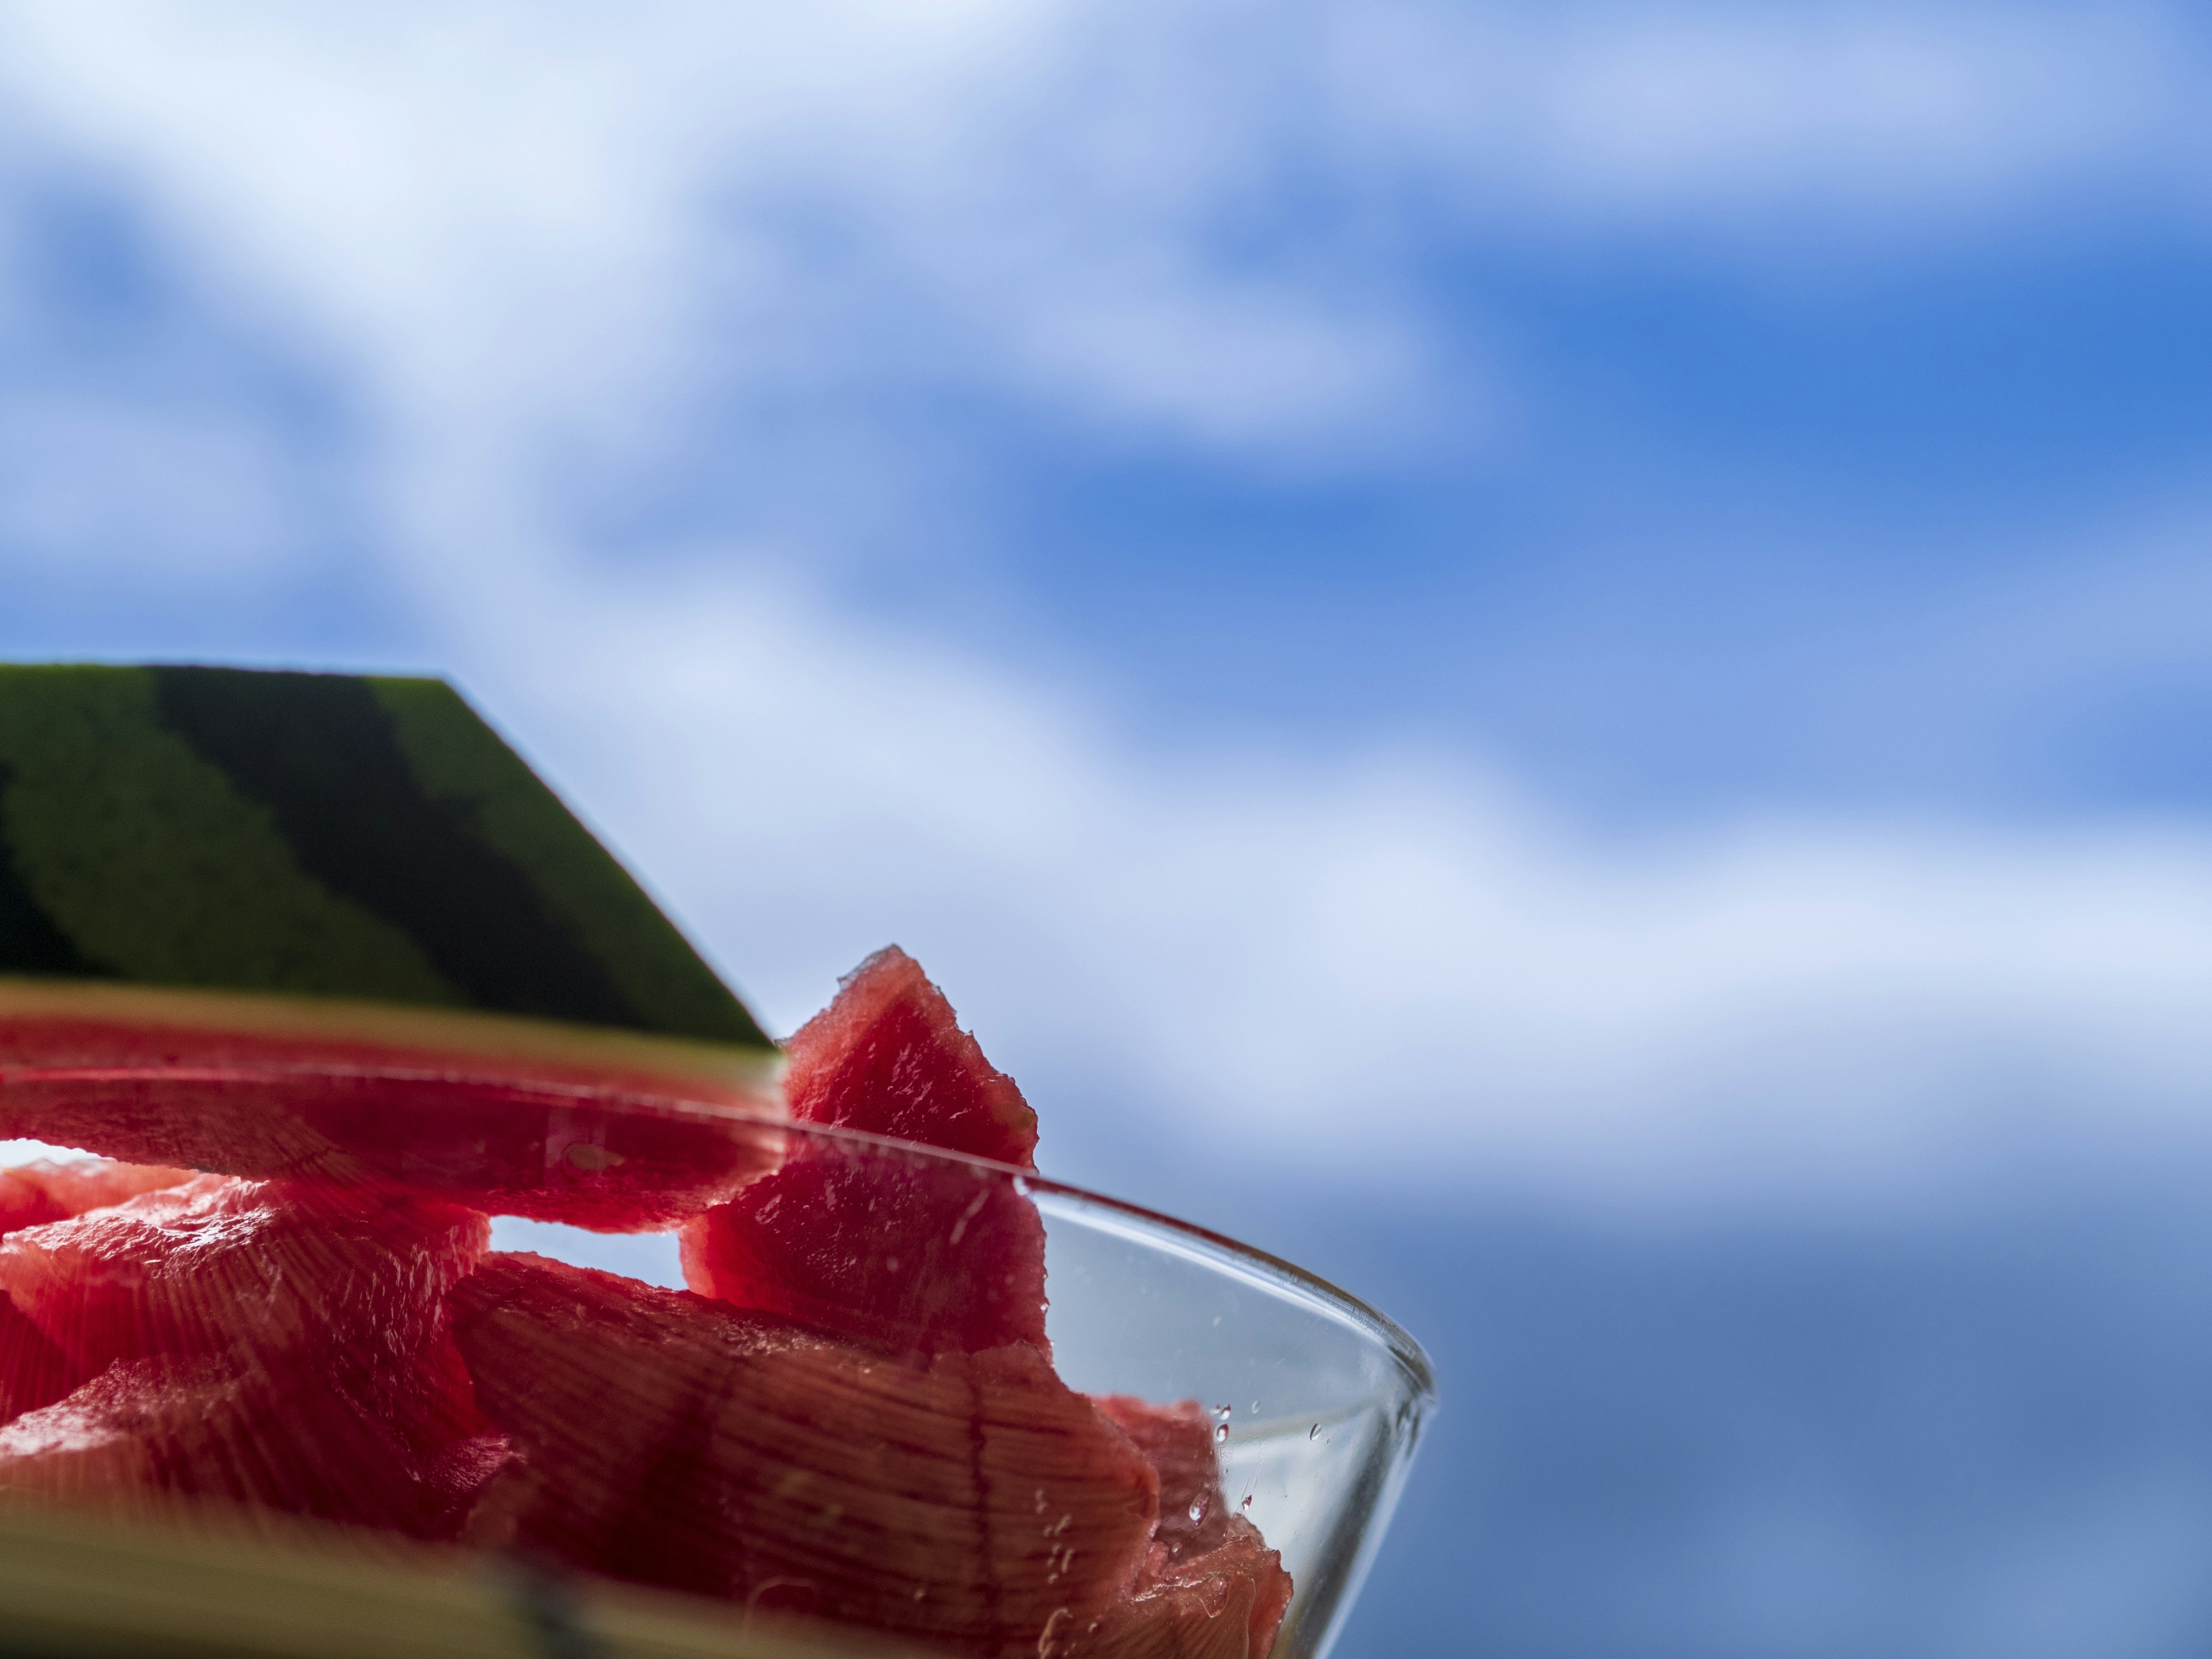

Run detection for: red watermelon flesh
[[0, 1052, 779, 1230], [680, 1151, 1047, 1357], [452, 1252, 1157, 1657], [1085, 1397, 1295, 1659], [0, 1352, 462, 1539], [1091, 1397, 1234, 1564], [0, 1158, 195, 1234], [0, 1294, 79, 1426], [780, 947, 1037, 1166], [1058, 1520, 1296, 1659], [681, 948, 1047, 1354], [0, 1175, 487, 1434]]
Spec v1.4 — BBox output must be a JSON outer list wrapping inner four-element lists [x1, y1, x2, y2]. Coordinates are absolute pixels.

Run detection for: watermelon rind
[[0, 665, 769, 1050], [0, 979, 782, 1099]]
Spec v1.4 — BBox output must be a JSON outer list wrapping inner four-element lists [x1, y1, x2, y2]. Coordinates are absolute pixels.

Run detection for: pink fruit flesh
[[782, 946, 1037, 1168], [0, 1016, 779, 1229], [1088, 1396, 1296, 1658], [453, 1252, 1157, 1657], [0, 1158, 195, 1234], [681, 947, 1048, 1354]]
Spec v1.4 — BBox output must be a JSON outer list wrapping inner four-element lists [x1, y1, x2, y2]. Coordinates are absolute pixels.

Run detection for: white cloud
[[1328, 4, 2207, 229], [1, 0, 2200, 477], [427, 554, 2212, 1205]]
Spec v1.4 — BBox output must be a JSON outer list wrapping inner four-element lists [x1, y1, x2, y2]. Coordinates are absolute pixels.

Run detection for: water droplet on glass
[[1214, 1422, 1229, 1444], [1309, 1423, 1320, 1440], [1188, 1500, 1205, 1523], [1252, 1400, 1260, 1415], [1240, 1494, 1253, 1510]]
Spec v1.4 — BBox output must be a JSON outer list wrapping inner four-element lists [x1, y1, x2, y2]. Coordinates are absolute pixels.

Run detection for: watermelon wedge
[[681, 948, 1048, 1353], [452, 1252, 1158, 1657], [0, 984, 782, 1230], [0, 665, 783, 1229], [0, 666, 766, 1047]]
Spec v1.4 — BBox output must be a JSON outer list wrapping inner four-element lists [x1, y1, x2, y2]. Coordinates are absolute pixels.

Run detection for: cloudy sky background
[[5, 5, 2212, 1654], [5, 1, 2207, 1214]]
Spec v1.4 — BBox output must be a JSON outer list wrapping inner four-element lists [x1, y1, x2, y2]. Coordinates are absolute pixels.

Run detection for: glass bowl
[[0, 1062, 1433, 1658]]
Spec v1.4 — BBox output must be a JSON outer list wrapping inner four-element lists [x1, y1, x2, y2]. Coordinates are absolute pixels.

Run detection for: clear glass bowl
[[0, 1063, 1433, 1658]]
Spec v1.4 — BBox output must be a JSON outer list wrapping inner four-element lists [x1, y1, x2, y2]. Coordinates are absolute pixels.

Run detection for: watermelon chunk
[[0, 1294, 79, 1426], [680, 1150, 1048, 1358], [1060, 1520, 1296, 1659], [1092, 1398, 1236, 1565], [1086, 1397, 1295, 1659], [452, 1252, 1157, 1656], [0, 1175, 487, 1437], [0, 1353, 459, 1538], [681, 949, 1048, 1354], [0, 1158, 195, 1234], [780, 947, 1037, 1167]]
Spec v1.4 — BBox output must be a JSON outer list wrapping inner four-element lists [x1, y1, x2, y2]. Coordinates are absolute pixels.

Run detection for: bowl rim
[[2, 1060, 1438, 1407]]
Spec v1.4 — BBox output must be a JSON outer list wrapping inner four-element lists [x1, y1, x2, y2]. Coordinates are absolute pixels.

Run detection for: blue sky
[[1, 1, 2209, 1210], [7, 10, 2212, 1653]]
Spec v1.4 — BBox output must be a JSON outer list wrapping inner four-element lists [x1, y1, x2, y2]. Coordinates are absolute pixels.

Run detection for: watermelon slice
[[0, 665, 782, 1230], [451, 1252, 1158, 1657], [681, 948, 1048, 1353], [0, 666, 766, 1047], [0, 985, 781, 1230], [0, 1157, 195, 1235]]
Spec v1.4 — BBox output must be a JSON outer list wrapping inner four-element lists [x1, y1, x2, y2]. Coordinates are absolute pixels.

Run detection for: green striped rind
[[0, 664, 769, 1050]]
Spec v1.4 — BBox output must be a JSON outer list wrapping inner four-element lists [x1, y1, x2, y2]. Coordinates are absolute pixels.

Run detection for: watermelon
[[0, 1295, 79, 1426], [0, 666, 765, 1047], [0, 1176, 486, 1438], [0, 1176, 485, 1370], [0, 1354, 463, 1539], [681, 948, 1047, 1353], [0, 666, 1308, 1657], [1084, 1399, 1294, 1659], [0, 997, 781, 1229], [0, 1157, 194, 1234], [1059, 1521, 1296, 1659], [779, 947, 1036, 1166], [0, 665, 782, 1229], [452, 1252, 1157, 1656], [1092, 1399, 1236, 1566], [0, 1173, 496, 1540]]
